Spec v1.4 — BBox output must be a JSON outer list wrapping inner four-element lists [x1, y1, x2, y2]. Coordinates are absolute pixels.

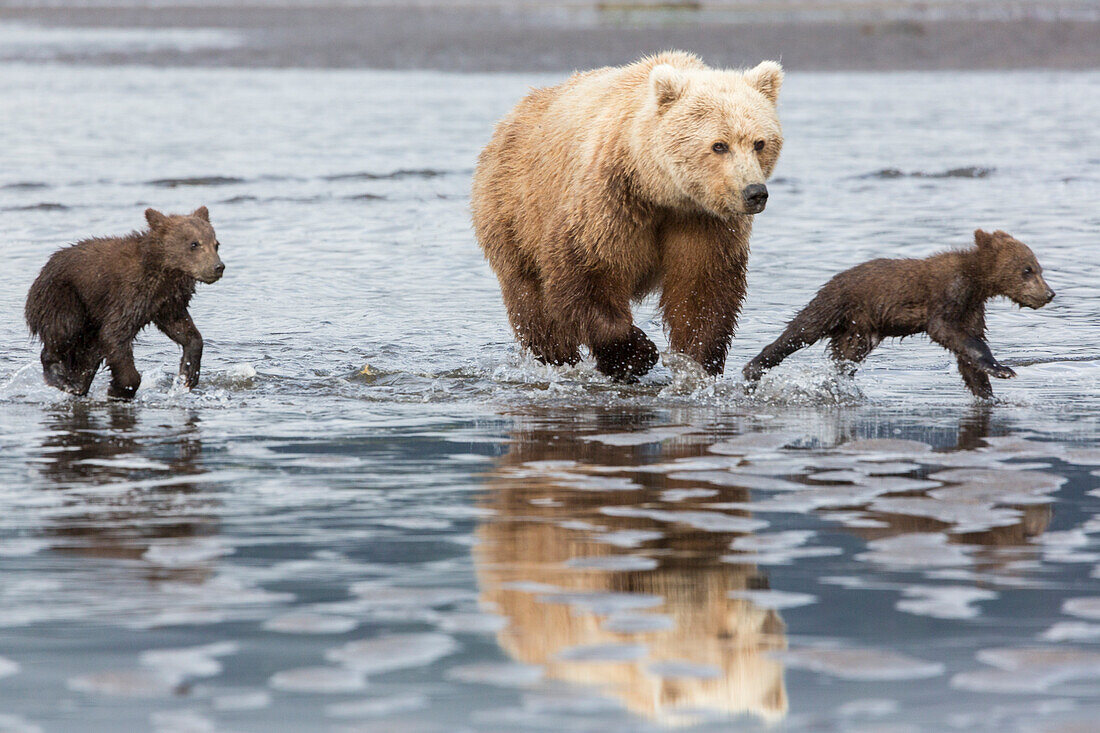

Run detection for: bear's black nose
[[742, 184, 769, 210], [215, 263, 225, 275]]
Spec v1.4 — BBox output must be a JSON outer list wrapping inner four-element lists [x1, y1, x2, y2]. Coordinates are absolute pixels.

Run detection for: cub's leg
[[65, 337, 103, 397], [660, 216, 747, 376], [956, 357, 993, 399], [101, 329, 141, 400], [30, 282, 96, 394], [41, 345, 75, 393], [928, 317, 1016, 380], [827, 329, 880, 377], [743, 308, 834, 382], [155, 307, 205, 388]]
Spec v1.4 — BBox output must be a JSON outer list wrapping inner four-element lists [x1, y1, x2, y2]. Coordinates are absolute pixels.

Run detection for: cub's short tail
[[743, 305, 836, 382]]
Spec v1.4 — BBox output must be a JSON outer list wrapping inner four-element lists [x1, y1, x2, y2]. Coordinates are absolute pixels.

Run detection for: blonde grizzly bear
[[472, 51, 784, 381]]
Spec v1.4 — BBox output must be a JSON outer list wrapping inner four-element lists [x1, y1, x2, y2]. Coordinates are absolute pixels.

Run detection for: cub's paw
[[742, 360, 766, 383], [594, 327, 659, 383], [182, 367, 201, 390], [978, 359, 1016, 379], [44, 363, 80, 394], [107, 377, 141, 401]]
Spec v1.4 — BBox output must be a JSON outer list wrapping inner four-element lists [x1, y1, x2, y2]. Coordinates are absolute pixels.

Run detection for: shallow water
[[1, 52, 1099, 732]]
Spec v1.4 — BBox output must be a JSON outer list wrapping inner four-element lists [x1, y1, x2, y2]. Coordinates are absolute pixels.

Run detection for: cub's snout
[[203, 261, 226, 284]]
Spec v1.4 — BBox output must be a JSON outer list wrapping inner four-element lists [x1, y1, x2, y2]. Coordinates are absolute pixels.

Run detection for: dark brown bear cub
[[743, 230, 1054, 398], [25, 207, 224, 400]]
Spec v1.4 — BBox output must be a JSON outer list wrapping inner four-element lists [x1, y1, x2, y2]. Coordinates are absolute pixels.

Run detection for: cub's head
[[975, 229, 1054, 309], [641, 59, 783, 219], [145, 206, 225, 284]]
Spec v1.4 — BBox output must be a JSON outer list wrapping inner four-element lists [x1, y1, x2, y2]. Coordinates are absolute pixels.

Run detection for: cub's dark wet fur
[[743, 229, 1055, 398], [25, 207, 225, 400]]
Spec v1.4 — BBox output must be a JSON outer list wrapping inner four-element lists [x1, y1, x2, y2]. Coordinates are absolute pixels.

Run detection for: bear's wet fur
[[25, 207, 225, 400], [472, 51, 784, 381], [743, 229, 1055, 398]]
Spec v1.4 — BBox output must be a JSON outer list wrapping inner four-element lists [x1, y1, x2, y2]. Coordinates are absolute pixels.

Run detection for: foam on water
[[324, 633, 460, 674], [781, 647, 945, 680], [268, 666, 367, 694]]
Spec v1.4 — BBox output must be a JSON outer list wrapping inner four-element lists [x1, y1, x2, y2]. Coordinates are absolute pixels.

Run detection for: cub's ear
[[974, 229, 995, 249], [191, 205, 210, 222], [744, 60, 784, 105], [145, 208, 170, 231], [649, 64, 688, 111]]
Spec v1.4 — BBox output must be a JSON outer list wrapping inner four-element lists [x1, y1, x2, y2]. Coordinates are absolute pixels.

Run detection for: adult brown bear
[[472, 51, 783, 381]]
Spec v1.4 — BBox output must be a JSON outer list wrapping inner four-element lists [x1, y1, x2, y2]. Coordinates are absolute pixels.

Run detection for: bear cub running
[[25, 207, 224, 399], [743, 229, 1054, 398]]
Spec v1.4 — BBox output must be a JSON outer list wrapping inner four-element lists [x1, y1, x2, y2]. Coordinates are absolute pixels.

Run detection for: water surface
[[1, 58, 1099, 732]]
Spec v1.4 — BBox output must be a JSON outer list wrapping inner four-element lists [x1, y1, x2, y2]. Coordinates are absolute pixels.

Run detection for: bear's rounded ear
[[744, 60, 784, 105], [145, 208, 170, 231], [649, 64, 687, 111], [974, 229, 994, 249], [191, 205, 210, 222]]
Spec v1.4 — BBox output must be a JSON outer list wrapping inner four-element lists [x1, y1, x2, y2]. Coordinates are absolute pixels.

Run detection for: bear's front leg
[[661, 270, 743, 376], [592, 326, 659, 383], [956, 357, 994, 399], [156, 309, 204, 389], [929, 319, 1015, 380], [659, 216, 749, 376]]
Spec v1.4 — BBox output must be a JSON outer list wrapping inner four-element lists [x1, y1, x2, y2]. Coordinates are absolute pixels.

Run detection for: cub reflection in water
[[475, 414, 788, 727], [36, 404, 218, 584]]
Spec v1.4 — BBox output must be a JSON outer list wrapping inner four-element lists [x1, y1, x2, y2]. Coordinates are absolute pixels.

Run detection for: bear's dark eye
[[754, 140, 766, 152], [1022, 266, 1034, 276], [711, 142, 729, 154], [190, 241, 200, 250], [214, 241, 220, 251]]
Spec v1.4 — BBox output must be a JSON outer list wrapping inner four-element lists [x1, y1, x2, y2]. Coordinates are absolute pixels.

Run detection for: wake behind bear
[[472, 51, 784, 381], [25, 207, 224, 400]]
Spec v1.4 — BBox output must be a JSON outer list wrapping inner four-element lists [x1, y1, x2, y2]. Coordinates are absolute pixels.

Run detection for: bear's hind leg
[[499, 267, 580, 367], [41, 346, 76, 393], [827, 330, 878, 377], [743, 313, 830, 382], [40, 340, 101, 397], [68, 340, 103, 397], [32, 282, 97, 394]]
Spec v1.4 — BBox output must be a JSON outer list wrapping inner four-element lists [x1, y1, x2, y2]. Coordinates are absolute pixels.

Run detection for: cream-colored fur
[[472, 51, 784, 378]]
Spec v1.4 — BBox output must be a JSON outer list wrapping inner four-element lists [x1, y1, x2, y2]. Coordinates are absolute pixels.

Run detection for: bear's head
[[638, 59, 784, 219], [145, 206, 225, 284], [975, 229, 1054, 309]]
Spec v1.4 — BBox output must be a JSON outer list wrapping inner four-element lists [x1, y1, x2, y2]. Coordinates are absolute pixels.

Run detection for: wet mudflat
[[0, 38, 1099, 732]]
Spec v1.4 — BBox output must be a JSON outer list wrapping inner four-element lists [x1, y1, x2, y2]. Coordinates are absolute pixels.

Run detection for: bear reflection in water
[[474, 413, 789, 727], [474, 408, 1059, 725], [36, 404, 218, 584]]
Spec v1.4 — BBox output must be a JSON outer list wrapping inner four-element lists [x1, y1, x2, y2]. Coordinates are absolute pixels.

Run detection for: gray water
[[1, 38, 1100, 733]]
